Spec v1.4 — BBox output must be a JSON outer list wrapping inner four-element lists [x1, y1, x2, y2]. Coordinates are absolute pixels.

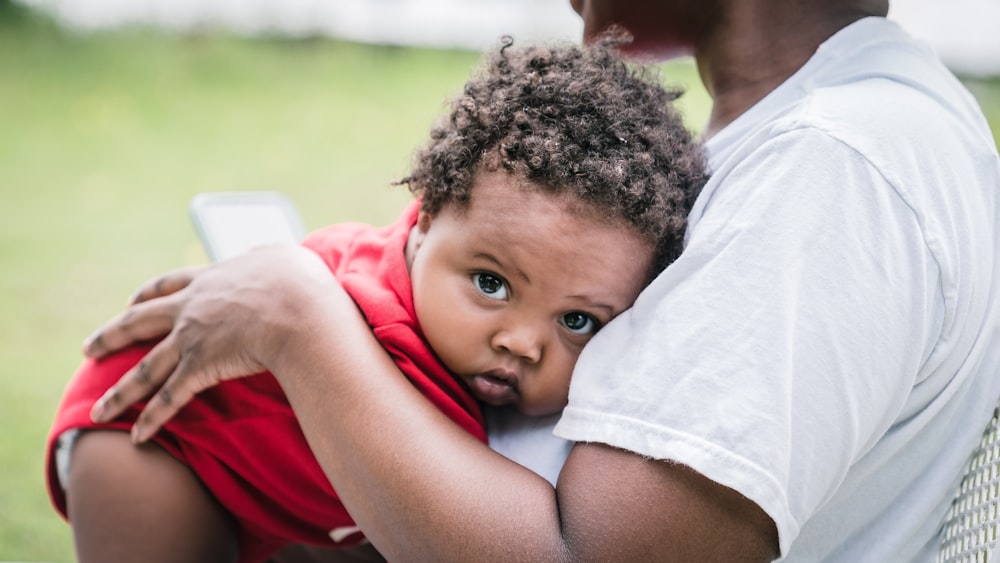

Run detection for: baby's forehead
[[441, 186, 655, 306], [445, 169, 644, 235]]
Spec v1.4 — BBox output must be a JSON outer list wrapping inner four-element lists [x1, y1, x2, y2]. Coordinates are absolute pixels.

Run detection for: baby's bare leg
[[67, 430, 238, 563], [269, 543, 386, 563]]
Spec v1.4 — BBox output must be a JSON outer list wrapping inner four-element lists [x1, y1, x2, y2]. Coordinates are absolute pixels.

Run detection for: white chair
[[938, 401, 1000, 563]]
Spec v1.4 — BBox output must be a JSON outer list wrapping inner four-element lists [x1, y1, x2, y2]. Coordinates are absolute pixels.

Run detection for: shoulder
[[302, 221, 373, 253], [302, 202, 420, 272]]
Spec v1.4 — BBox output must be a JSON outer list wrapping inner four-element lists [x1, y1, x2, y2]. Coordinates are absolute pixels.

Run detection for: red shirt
[[45, 201, 485, 562]]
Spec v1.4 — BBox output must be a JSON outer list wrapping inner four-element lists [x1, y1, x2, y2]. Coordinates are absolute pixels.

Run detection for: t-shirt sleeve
[[554, 129, 941, 555]]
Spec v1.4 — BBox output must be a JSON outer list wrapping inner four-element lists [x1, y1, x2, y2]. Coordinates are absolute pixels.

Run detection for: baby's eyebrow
[[473, 252, 530, 283]]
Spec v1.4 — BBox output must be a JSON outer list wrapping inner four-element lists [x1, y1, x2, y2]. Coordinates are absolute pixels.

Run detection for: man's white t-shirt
[[491, 17, 1000, 561]]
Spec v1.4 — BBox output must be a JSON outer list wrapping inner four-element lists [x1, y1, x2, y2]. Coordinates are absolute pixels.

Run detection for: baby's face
[[406, 170, 655, 416]]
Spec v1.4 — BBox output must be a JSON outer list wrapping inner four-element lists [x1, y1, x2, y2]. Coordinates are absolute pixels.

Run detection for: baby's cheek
[[543, 351, 580, 411], [424, 308, 483, 374]]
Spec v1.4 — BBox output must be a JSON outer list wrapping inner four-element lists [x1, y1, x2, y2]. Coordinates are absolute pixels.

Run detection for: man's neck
[[696, 0, 888, 138]]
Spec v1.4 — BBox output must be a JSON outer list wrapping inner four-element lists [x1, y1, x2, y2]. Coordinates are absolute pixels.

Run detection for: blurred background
[[1, 1, 998, 561]]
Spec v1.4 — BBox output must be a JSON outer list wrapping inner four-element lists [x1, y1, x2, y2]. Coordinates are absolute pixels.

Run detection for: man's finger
[[90, 334, 181, 423], [130, 354, 207, 444], [82, 297, 178, 359], [128, 266, 204, 306]]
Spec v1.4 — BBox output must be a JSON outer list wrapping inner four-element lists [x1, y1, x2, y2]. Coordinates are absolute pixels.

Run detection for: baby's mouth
[[467, 369, 519, 406]]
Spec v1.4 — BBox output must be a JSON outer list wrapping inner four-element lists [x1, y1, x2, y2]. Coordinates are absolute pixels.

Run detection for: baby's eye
[[561, 312, 598, 335], [473, 273, 508, 300]]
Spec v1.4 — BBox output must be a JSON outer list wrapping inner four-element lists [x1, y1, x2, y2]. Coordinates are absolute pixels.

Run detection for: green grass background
[[1, 3, 998, 561]]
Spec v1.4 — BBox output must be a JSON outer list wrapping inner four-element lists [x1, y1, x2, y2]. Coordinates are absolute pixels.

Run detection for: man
[[80, 1, 1000, 560]]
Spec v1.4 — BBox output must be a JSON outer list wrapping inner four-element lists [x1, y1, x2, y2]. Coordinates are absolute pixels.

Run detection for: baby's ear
[[417, 211, 433, 233]]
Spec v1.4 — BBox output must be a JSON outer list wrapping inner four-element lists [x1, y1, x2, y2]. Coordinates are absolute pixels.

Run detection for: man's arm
[[256, 247, 779, 561], [87, 245, 778, 561]]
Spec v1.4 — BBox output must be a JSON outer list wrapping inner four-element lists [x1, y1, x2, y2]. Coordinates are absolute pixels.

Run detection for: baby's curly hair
[[400, 35, 708, 277]]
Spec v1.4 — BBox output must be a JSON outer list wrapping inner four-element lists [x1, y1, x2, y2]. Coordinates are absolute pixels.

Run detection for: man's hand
[[85, 244, 336, 443]]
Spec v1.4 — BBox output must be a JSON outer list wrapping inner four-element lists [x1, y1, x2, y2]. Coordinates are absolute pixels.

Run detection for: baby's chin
[[513, 399, 568, 419]]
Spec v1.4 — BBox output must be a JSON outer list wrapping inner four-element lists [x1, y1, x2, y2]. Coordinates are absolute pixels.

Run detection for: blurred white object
[[17, 0, 583, 50], [17, 0, 1000, 75], [190, 191, 306, 262], [889, 0, 1000, 77]]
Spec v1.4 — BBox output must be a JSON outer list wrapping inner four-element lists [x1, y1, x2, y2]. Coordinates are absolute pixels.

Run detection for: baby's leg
[[269, 542, 386, 563], [67, 429, 239, 563]]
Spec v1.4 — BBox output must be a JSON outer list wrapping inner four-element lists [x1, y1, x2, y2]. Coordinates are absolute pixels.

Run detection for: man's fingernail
[[82, 333, 101, 355], [131, 424, 146, 444], [90, 399, 105, 423]]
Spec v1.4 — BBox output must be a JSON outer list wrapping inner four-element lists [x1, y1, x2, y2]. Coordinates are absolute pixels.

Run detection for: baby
[[46, 35, 707, 563]]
